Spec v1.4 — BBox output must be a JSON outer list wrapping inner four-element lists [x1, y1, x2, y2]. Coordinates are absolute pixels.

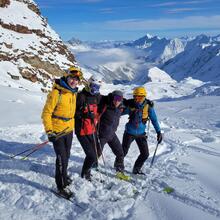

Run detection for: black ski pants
[[53, 132, 73, 190], [76, 133, 101, 177], [122, 131, 149, 171], [99, 133, 124, 172]]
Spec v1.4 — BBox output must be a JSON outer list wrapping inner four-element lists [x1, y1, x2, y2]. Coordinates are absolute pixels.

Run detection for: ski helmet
[[87, 75, 103, 95], [133, 87, 147, 97], [65, 66, 83, 81]]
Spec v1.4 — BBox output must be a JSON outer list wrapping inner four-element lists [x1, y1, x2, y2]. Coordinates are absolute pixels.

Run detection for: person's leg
[[53, 135, 68, 189], [108, 134, 124, 172], [76, 134, 98, 180], [64, 132, 73, 184], [133, 136, 149, 173], [122, 131, 134, 156]]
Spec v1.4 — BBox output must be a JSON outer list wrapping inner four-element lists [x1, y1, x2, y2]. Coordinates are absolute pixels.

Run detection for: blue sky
[[35, 0, 220, 41]]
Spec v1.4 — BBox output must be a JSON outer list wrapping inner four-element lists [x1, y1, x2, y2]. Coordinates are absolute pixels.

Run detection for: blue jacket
[[123, 99, 161, 136]]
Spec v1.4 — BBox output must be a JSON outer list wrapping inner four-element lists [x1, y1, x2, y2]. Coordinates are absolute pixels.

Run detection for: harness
[[129, 99, 149, 128]]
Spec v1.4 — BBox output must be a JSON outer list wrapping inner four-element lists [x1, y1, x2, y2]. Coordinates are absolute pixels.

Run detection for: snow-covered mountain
[[66, 34, 187, 85], [124, 34, 186, 63], [67, 39, 149, 84], [0, 0, 76, 92], [162, 34, 220, 82]]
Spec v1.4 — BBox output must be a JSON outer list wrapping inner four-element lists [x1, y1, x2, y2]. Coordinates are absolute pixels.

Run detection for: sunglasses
[[134, 95, 145, 98], [113, 95, 123, 102]]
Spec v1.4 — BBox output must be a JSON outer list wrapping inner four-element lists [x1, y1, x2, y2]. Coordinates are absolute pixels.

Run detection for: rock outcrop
[[0, 0, 76, 91]]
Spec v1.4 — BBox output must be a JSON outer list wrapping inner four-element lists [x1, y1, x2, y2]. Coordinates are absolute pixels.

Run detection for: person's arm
[[121, 98, 132, 115], [74, 93, 84, 119], [148, 107, 161, 133], [41, 89, 59, 133], [98, 94, 108, 114]]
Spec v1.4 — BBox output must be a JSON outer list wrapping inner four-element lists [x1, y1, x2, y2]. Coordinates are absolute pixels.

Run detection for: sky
[[34, 0, 220, 41]]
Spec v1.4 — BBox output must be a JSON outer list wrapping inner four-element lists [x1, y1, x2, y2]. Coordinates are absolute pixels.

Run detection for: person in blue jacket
[[122, 87, 162, 175]]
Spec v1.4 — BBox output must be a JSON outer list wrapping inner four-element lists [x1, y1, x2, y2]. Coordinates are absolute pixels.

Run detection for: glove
[[157, 132, 163, 144], [47, 132, 57, 143], [87, 112, 95, 119], [142, 118, 148, 124]]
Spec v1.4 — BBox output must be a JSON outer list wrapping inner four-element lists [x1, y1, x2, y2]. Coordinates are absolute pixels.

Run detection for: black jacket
[[98, 93, 123, 140]]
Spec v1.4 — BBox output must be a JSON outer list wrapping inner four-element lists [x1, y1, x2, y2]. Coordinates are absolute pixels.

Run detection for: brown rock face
[[23, 55, 66, 77], [0, 0, 77, 91], [20, 68, 38, 82], [0, 0, 10, 8]]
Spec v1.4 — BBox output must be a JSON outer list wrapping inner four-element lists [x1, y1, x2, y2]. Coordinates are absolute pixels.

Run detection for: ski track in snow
[[0, 97, 220, 219]]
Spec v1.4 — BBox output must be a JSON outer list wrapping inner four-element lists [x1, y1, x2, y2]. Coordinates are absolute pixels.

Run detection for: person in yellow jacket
[[41, 66, 82, 199]]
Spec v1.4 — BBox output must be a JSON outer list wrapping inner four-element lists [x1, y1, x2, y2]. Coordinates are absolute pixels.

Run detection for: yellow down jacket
[[41, 82, 77, 134]]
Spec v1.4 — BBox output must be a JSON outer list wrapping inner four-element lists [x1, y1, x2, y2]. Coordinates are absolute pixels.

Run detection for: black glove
[[47, 132, 57, 143], [157, 132, 163, 144], [87, 112, 95, 119], [142, 118, 148, 124]]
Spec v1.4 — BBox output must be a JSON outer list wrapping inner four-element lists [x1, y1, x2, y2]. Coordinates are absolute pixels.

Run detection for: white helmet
[[88, 75, 103, 86], [86, 75, 103, 95]]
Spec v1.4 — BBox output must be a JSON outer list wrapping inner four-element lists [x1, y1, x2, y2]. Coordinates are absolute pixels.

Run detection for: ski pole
[[21, 141, 49, 160], [150, 141, 160, 168], [10, 140, 49, 159], [11, 127, 69, 159], [96, 132, 111, 182], [21, 128, 70, 160], [147, 119, 150, 137]]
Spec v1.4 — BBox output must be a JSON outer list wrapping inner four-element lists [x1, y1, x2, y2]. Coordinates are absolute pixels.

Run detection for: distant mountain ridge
[[67, 33, 220, 85], [162, 34, 220, 82]]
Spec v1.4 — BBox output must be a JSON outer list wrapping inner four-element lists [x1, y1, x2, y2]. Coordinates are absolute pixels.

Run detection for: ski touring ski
[[50, 189, 86, 210]]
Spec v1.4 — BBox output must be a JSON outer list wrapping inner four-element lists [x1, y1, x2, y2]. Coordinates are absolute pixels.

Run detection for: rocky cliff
[[0, 0, 76, 92]]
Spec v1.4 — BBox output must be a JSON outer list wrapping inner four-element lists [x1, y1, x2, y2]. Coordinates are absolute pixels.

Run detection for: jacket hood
[[53, 77, 78, 93]]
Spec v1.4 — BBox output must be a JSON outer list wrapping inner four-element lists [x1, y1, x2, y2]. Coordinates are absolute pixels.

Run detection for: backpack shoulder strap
[[145, 99, 154, 107], [53, 88, 62, 112]]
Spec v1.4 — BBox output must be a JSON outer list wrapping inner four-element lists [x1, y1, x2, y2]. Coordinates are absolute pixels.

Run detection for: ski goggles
[[113, 95, 123, 102], [69, 70, 82, 80], [67, 75, 80, 82], [90, 83, 100, 94]]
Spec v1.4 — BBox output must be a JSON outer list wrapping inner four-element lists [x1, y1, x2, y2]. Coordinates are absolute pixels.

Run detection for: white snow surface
[[0, 76, 220, 219]]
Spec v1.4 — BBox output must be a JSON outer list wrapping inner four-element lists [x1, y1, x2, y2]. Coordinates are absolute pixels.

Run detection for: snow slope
[[0, 79, 220, 220]]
